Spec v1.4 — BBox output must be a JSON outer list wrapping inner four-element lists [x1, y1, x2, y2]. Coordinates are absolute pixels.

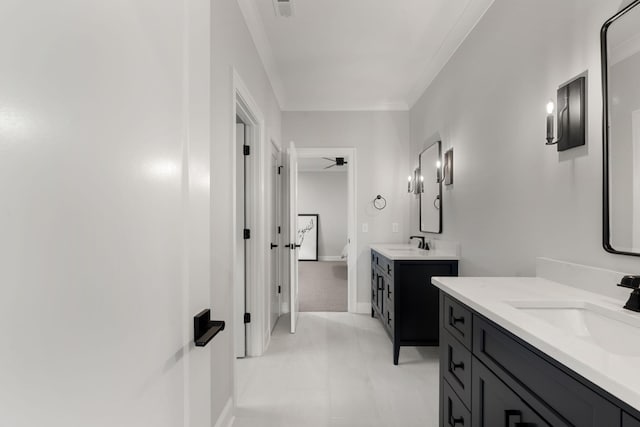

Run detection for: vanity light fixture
[[407, 168, 423, 194], [435, 149, 454, 185], [545, 76, 586, 151]]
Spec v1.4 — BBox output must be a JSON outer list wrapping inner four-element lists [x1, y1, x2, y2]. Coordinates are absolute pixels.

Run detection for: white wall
[[211, 0, 282, 415], [0, 1, 213, 426], [283, 111, 410, 309], [409, 0, 640, 278], [298, 171, 348, 258]]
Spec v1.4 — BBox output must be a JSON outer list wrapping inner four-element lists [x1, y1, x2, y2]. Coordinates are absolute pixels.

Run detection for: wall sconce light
[[407, 168, 423, 194], [436, 149, 454, 185], [545, 76, 586, 151]]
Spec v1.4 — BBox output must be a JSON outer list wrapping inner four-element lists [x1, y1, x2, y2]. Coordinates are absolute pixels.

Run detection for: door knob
[[270, 243, 278, 249]]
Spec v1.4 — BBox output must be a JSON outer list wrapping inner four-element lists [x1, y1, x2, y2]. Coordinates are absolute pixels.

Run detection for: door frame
[[231, 69, 268, 365], [294, 147, 358, 313], [267, 138, 282, 340]]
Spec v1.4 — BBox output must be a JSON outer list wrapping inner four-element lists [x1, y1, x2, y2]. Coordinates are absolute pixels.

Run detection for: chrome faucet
[[409, 236, 429, 250], [617, 275, 640, 312]]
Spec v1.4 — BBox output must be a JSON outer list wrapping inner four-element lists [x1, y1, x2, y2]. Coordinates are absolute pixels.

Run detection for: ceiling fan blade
[[322, 157, 334, 162], [324, 164, 335, 169]]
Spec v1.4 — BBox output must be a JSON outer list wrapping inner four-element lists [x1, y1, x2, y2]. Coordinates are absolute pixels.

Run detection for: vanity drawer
[[376, 253, 393, 277], [442, 379, 471, 427], [473, 315, 620, 426], [441, 329, 471, 409], [624, 413, 640, 427], [472, 357, 555, 427], [443, 295, 472, 349]]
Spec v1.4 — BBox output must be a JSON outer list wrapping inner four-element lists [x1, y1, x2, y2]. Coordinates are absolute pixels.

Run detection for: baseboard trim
[[356, 302, 370, 314], [213, 397, 234, 427], [318, 256, 344, 262]]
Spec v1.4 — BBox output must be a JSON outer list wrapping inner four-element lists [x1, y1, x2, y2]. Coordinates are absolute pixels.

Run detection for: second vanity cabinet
[[439, 292, 640, 427], [371, 249, 458, 365]]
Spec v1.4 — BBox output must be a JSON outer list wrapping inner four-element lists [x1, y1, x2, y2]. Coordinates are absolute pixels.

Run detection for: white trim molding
[[318, 256, 344, 262], [356, 302, 371, 314], [213, 398, 234, 427]]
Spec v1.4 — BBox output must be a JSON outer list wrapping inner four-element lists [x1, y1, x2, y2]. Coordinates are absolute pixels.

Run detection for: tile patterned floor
[[234, 312, 440, 427]]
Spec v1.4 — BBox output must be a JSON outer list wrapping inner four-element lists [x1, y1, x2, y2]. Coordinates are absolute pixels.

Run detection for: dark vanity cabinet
[[439, 292, 640, 427], [370, 249, 458, 365]]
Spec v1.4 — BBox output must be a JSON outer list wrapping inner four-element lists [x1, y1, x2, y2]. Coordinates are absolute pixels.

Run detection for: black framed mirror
[[602, 0, 640, 257], [419, 141, 442, 233]]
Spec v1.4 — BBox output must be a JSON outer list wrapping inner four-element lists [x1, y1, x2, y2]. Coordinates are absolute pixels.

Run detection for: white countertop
[[370, 243, 459, 261], [432, 276, 640, 411]]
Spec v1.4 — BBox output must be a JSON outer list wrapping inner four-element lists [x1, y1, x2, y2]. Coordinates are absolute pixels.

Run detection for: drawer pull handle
[[451, 316, 465, 325], [387, 287, 392, 298], [447, 398, 464, 427], [387, 265, 391, 274], [450, 416, 464, 426], [505, 410, 536, 427], [450, 361, 465, 371], [448, 398, 464, 426]]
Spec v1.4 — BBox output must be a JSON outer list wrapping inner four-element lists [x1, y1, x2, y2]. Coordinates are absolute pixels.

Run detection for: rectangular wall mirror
[[602, 0, 640, 256], [419, 141, 442, 233]]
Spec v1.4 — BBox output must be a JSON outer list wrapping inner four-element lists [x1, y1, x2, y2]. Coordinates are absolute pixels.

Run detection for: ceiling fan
[[323, 157, 348, 169]]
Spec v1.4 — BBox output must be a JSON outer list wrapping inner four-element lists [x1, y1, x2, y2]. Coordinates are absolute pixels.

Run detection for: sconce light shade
[[545, 76, 586, 151], [443, 149, 453, 185]]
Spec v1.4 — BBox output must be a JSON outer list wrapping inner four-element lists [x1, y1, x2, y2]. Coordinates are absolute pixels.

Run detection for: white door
[[0, 1, 211, 426], [235, 120, 247, 358], [288, 141, 299, 333], [270, 144, 281, 331]]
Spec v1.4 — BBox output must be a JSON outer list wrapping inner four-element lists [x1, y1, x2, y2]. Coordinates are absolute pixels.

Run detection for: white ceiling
[[298, 157, 349, 172], [238, 0, 495, 111]]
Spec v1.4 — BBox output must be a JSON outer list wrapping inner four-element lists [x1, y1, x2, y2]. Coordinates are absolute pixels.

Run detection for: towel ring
[[373, 195, 387, 210]]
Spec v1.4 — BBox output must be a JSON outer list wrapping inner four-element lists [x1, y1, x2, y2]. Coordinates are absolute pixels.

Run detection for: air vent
[[272, 0, 294, 18]]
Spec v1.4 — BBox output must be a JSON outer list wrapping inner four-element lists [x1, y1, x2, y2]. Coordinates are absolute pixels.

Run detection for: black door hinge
[[278, 286, 281, 294], [244, 313, 251, 324], [243, 145, 250, 156], [243, 229, 250, 239], [277, 166, 282, 175], [277, 226, 281, 234]]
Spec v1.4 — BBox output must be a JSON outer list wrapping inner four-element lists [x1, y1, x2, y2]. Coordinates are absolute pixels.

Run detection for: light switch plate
[[392, 223, 399, 233], [362, 223, 368, 233]]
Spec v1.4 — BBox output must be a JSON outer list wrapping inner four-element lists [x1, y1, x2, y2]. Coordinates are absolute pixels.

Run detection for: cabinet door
[[624, 413, 640, 427], [472, 358, 555, 427]]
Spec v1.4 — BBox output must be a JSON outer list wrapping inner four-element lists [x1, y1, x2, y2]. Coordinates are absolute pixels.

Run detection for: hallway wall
[[282, 111, 410, 311], [409, 0, 640, 279], [211, 0, 283, 418]]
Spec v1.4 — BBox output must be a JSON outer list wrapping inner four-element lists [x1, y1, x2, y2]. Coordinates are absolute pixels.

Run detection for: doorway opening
[[297, 157, 349, 312], [287, 148, 357, 320]]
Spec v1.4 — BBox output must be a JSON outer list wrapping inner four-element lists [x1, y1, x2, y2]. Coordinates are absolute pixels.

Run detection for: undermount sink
[[507, 300, 640, 357]]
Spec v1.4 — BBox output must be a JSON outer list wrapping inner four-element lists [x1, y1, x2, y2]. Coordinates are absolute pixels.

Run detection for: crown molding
[[406, 0, 495, 109], [283, 101, 410, 112], [236, 0, 286, 108]]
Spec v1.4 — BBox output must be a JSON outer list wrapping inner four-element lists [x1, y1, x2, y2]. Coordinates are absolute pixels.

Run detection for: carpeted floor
[[298, 261, 348, 312]]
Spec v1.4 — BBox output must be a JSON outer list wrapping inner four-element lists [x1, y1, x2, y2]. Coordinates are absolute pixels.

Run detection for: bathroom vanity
[[433, 276, 640, 427], [370, 244, 458, 365]]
